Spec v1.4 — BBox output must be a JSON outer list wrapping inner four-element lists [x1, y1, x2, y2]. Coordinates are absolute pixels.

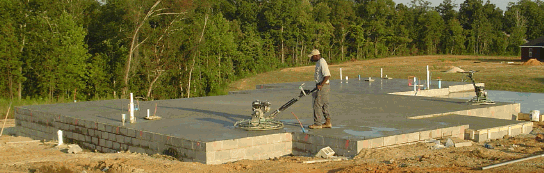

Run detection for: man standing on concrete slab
[[308, 49, 331, 129]]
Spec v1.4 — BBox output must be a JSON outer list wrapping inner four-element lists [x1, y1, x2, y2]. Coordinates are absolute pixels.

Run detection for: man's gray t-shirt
[[315, 58, 331, 84]]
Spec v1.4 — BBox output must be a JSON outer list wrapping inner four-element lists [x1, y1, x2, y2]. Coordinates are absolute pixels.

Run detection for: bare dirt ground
[[2, 56, 544, 172]]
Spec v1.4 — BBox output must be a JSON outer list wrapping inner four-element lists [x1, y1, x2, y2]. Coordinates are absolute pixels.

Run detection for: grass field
[[228, 55, 544, 93]]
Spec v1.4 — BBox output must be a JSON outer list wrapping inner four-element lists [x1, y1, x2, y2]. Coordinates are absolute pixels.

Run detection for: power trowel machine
[[234, 83, 317, 131], [460, 71, 495, 105]]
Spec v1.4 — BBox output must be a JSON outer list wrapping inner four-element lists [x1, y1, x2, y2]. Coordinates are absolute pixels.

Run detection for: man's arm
[[317, 76, 330, 90]]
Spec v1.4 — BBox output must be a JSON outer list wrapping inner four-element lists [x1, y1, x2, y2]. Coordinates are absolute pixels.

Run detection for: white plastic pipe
[[122, 114, 126, 126], [482, 153, 544, 170], [147, 109, 150, 118], [130, 93, 135, 123], [413, 77, 417, 92], [426, 65, 430, 90], [57, 130, 63, 145], [345, 76, 348, 83], [381, 68, 383, 78], [340, 68, 343, 83]]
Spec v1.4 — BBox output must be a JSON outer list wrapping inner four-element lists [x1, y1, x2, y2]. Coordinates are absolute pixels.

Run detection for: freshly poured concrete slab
[[19, 79, 517, 142]]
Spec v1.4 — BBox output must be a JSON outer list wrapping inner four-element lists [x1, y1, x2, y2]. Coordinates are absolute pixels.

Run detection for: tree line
[[0, 0, 542, 101]]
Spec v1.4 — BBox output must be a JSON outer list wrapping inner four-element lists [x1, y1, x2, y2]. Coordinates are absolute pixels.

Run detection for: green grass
[[1, 95, 117, 119], [229, 55, 544, 93]]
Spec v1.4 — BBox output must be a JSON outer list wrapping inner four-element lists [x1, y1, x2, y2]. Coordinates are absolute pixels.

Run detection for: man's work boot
[[322, 118, 332, 128], [309, 124, 322, 129]]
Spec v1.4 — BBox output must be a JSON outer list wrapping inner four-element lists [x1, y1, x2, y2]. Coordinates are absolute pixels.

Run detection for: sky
[[392, 0, 517, 11]]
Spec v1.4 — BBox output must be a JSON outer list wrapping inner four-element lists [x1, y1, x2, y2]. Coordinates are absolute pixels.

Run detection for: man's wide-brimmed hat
[[308, 49, 320, 58]]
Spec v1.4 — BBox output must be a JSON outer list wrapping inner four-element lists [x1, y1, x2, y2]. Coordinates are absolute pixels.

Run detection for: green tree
[[504, 5, 527, 55]]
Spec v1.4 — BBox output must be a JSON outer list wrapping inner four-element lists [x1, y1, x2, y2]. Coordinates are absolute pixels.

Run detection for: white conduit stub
[[130, 93, 135, 123], [340, 68, 343, 83], [57, 130, 63, 145], [426, 65, 430, 90]]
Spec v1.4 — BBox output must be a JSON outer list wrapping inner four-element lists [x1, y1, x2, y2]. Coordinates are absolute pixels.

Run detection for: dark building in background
[[520, 36, 544, 61]]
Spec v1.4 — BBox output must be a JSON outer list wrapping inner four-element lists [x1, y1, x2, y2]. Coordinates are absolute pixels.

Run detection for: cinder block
[[383, 136, 396, 146], [65, 131, 73, 139], [182, 139, 193, 149], [99, 139, 106, 147], [143, 131, 153, 141], [150, 141, 158, 150], [92, 137, 98, 145], [309, 135, 325, 146], [101, 131, 108, 140], [120, 127, 128, 136], [396, 134, 408, 144], [145, 148, 155, 155], [120, 144, 128, 151], [97, 123, 105, 131], [323, 137, 340, 149], [88, 129, 95, 137], [195, 141, 205, 151], [127, 128, 136, 138], [370, 138, 384, 148], [283, 133, 293, 142], [214, 150, 231, 162], [206, 141, 223, 151], [431, 129, 442, 138], [230, 148, 247, 159], [152, 133, 162, 142], [253, 135, 268, 145], [109, 133, 116, 141], [357, 140, 372, 151], [132, 138, 141, 146], [116, 135, 124, 143], [140, 139, 149, 148], [125, 136, 132, 144], [171, 137, 182, 147], [106, 140, 113, 148], [105, 125, 113, 133], [85, 135, 91, 143], [237, 137, 253, 148], [113, 142, 120, 150]]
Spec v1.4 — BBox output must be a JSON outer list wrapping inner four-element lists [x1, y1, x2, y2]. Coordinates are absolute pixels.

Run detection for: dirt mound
[[522, 59, 543, 66], [444, 66, 465, 73]]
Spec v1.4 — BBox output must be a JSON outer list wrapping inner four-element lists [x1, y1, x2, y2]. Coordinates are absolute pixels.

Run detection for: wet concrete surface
[[19, 79, 522, 142]]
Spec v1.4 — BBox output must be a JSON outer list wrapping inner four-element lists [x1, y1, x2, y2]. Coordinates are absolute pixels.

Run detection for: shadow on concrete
[[96, 115, 121, 123], [420, 98, 467, 104], [161, 106, 249, 123], [196, 118, 235, 127]]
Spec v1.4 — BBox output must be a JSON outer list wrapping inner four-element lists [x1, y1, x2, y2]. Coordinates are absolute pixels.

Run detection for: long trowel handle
[[267, 86, 317, 119]]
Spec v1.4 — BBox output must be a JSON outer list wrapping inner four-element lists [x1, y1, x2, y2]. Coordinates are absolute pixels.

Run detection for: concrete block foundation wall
[[204, 133, 292, 164], [465, 122, 533, 142], [292, 125, 468, 157], [15, 107, 208, 163]]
